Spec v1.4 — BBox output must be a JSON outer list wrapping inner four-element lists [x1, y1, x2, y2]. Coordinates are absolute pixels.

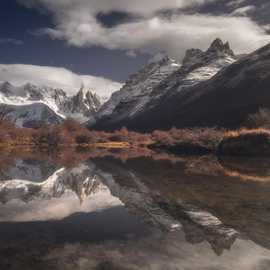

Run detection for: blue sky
[[0, 0, 270, 95], [0, 0, 148, 82]]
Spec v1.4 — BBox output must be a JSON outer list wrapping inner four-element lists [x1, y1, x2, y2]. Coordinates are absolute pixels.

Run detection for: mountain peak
[[182, 38, 235, 69], [207, 38, 234, 57], [0, 81, 15, 96], [71, 86, 101, 114], [209, 38, 224, 49], [77, 86, 96, 100]]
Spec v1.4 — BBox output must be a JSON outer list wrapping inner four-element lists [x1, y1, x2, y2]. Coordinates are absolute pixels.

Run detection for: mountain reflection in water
[[0, 150, 270, 270]]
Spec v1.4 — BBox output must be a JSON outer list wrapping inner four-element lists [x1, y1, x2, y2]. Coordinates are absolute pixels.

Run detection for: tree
[[75, 134, 93, 144]]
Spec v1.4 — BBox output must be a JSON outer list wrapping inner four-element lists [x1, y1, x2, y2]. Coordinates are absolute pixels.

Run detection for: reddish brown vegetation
[[151, 127, 224, 151], [1, 119, 269, 156], [0, 120, 154, 148]]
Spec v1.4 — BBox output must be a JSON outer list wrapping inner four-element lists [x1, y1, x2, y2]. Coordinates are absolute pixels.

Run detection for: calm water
[[0, 151, 270, 270]]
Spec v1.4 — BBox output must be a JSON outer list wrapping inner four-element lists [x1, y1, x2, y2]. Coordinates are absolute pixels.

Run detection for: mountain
[[0, 82, 102, 127], [59, 86, 101, 122], [90, 54, 181, 127], [92, 38, 237, 131], [0, 103, 63, 128], [119, 40, 270, 131]]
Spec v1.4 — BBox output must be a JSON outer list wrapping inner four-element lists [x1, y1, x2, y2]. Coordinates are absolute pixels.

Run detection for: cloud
[[18, 0, 270, 59], [0, 38, 24, 45], [231, 5, 256, 16], [0, 64, 122, 98], [18, 0, 214, 16], [226, 0, 247, 8]]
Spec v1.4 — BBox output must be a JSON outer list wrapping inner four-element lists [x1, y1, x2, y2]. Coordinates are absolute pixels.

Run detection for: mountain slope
[[90, 54, 181, 127], [123, 41, 270, 131], [0, 103, 63, 128], [92, 39, 237, 131]]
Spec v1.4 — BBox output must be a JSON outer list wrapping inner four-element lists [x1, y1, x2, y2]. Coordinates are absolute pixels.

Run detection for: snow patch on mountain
[[177, 55, 236, 92]]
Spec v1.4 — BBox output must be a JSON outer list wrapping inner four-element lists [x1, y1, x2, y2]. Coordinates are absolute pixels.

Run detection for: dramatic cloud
[[18, 0, 215, 16], [0, 38, 24, 45], [19, 0, 270, 59], [231, 5, 256, 16], [0, 64, 122, 98]]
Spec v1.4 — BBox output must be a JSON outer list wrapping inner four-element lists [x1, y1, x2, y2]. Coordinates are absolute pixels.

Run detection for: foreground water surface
[[0, 149, 270, 270]]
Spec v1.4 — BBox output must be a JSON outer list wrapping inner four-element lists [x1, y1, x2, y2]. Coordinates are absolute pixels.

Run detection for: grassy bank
[[1, 119, 270, 156]]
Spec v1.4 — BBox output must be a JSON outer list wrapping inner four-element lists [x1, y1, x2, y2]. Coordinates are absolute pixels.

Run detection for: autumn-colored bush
[[35, 128, 65, 146], [4, 118, 270, 156], [75, 134, 93, 144]]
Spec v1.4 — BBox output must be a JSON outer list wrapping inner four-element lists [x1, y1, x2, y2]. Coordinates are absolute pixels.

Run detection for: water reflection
[[0, 151, 270, 270]]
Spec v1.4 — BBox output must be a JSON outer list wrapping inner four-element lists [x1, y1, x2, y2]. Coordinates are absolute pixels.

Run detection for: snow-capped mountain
[[92, 38, 237, 130], [0, 82, 103, 127], [90, 54, 181, 127], [59, 86, 101, 122], [0, 103, 63, 128], [118, 39, 270, 131]]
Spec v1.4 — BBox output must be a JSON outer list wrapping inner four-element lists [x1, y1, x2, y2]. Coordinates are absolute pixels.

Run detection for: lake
[[0, 149, 270, 270]]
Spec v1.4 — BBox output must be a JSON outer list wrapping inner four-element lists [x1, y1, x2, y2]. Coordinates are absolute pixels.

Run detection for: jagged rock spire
[[182, 38, 235, 69], [207, 38, 234, 57]]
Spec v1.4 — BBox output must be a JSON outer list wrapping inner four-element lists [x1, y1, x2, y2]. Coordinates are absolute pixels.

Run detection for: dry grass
[[225, 128, 270, 138], [89, 142, 131, 148]]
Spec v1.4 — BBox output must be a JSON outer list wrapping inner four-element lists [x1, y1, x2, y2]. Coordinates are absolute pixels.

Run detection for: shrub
[[75, 134, 92, 144], [37, 129, 65, 146]]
